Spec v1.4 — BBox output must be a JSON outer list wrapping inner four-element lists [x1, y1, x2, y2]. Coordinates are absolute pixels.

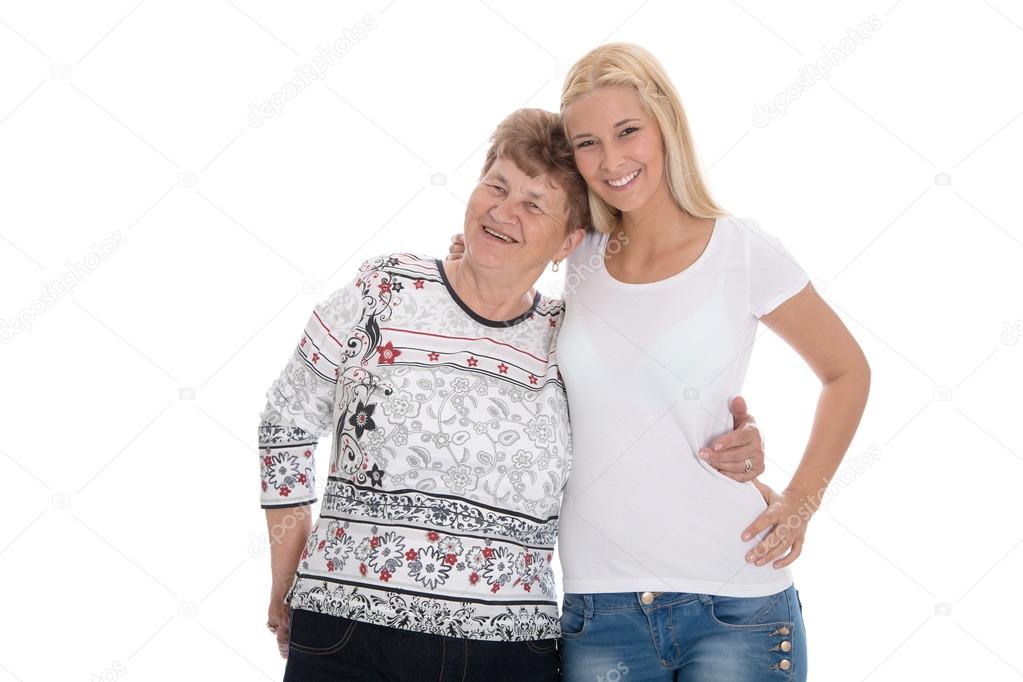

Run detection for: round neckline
[[599, 217, 722, 287], [434, 258, 541, 328]]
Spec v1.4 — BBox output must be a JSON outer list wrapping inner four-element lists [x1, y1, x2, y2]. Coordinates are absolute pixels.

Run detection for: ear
[[554, 226, 586, 263]]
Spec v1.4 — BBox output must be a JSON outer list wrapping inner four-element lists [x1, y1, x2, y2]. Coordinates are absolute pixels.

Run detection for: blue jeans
[[559, 585, 806, 681]]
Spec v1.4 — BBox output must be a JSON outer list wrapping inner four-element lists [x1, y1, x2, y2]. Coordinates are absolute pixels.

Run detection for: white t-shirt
[[556, 215, 810, 597]]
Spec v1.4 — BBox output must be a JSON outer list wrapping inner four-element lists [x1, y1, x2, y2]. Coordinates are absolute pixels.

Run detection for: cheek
[[573, 151, 601, 182]]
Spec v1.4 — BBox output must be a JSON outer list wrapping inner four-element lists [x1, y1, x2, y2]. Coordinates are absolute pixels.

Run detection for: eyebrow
[[485, 172, 548, 204], [571, 118, 641, 141]]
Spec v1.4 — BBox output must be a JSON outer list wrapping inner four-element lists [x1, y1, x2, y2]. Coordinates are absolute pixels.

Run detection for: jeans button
[[781, 641, 792, 652], [779, 659, 791, 671], [640, 592, 654, 605]]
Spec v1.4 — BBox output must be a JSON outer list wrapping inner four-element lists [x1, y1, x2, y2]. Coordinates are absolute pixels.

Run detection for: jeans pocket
[[707, 591, 795, 631], [525, 638, 558, 655], [288, 609, 359, 655], [559, 596, 588, 638]]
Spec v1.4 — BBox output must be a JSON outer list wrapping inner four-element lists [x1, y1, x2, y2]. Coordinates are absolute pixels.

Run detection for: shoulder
[[536, 295, 566, 317], [357, 252, 438, 277]]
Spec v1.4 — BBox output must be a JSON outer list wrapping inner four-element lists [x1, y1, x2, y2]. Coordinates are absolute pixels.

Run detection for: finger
[[749, 529, 788, 564], [773, 537, 804, 569], [707, 458, 748, 474], [718, 468, 758, 483], [755, 534, 794, 566], [277, 626, 289, 658], [730, 395, 749, 421], [741, 510, 775, 543], [707, 428, 756, 454], [700, 443, 759, 465], [451, 233, 464, 243]]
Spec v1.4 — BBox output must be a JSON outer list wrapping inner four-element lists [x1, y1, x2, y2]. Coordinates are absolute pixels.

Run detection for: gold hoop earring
[[552, 260, 561, 273]]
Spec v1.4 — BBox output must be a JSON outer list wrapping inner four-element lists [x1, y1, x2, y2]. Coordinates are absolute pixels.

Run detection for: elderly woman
[[258, 108, 765, 681]]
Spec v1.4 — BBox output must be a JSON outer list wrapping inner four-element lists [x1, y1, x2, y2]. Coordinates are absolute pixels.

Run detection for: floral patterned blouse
[[258, 253, 571, 641]]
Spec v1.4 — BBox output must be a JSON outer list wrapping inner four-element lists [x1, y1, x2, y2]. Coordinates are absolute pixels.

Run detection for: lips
[[482, 225, 517, 243], [605, 169, 641, 190]]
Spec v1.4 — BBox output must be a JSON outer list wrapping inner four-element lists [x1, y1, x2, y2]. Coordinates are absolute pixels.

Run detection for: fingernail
[[699, 450, 709, 459], [742, 533, 752, 541]]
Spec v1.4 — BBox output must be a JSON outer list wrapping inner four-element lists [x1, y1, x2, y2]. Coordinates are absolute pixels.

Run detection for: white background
[[1, 1, 1021, 680]]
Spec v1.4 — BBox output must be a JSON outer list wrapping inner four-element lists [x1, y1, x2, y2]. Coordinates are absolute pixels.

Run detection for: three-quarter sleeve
[[257, 280, 362, 509], [744, 217, 810, 319]]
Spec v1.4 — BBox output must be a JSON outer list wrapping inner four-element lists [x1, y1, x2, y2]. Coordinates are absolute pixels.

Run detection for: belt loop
[[582, 593, 595, 619]]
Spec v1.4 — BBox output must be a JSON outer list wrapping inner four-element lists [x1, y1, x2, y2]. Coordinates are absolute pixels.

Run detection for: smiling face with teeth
[[564, 85, 669, 217], [460, 155, 582, 277]]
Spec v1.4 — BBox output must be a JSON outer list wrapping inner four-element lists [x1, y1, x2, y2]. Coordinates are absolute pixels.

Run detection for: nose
[[490, 196, 517, 225], [600, 141, 626, 173]]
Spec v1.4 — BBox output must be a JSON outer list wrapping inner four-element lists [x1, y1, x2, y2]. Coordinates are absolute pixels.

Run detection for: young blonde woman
[[450, 43, 871, 680]]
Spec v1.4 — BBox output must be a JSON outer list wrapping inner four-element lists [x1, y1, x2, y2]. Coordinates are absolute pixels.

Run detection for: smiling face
[[462, 155, 578, 274], [563, 85, 667, 215]]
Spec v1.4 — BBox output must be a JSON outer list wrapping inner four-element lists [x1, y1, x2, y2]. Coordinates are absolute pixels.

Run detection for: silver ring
[[744, 457, 753, 473]]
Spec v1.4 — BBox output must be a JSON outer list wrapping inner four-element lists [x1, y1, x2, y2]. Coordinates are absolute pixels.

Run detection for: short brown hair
[[480, 108, 591, 232]]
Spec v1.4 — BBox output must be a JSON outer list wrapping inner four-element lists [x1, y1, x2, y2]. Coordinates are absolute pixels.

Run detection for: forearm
[[785, 364, 870, 510], [265, 504, 315, 585]]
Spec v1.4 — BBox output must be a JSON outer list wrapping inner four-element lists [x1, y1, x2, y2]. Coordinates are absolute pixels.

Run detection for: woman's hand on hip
[[699, 396, 765, 482], [740, 484, 813, 569], [447, 233, 465, 261]]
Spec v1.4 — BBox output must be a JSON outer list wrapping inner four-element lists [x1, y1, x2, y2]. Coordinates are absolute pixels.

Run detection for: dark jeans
[[282, 608, 559, 682]]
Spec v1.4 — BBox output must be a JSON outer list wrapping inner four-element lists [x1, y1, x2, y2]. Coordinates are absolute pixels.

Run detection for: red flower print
[[497, 363, 508, 374], [300, 338, 306, 347], [261, 481, 267, 492], [378, 281, 392, 294], [467, 356, 478, 367], [524, 553, 533, 565], [263, 455, 272, 467], [549, 318, 556, 327], [370, 536, 380, 548], [376, 341, 401, 365], [445, 553, 458, 565], [427, 531, 440, 541], [318, 540, 326, 551], [528, 375, 538, 385], [335, 367, 341, 378], [279, 486, 291, 497], [301, 549, 308, 559], [469, 573, 479, 585], [327, 560, 335, 572], [483, 547, 494, 559], [335, 527, 345, 538], [304, 449, 312, 458], [311, 352, 320, 363], [405, 549, 418, 561], [414, 279, 424, 289], [360, 563, 367, 575], [491, 584, 500, 593], [427, 351, 440, 361], [523, 583, 532, 592], [380, 570, 392, 582]]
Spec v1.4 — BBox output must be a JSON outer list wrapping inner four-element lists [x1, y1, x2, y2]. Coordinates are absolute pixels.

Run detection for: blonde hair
[[560, 42, 726, 234]]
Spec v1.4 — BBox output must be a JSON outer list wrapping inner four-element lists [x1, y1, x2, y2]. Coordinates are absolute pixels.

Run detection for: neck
[[444, 257, 538, 321], [617, 183, 706, 253]]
